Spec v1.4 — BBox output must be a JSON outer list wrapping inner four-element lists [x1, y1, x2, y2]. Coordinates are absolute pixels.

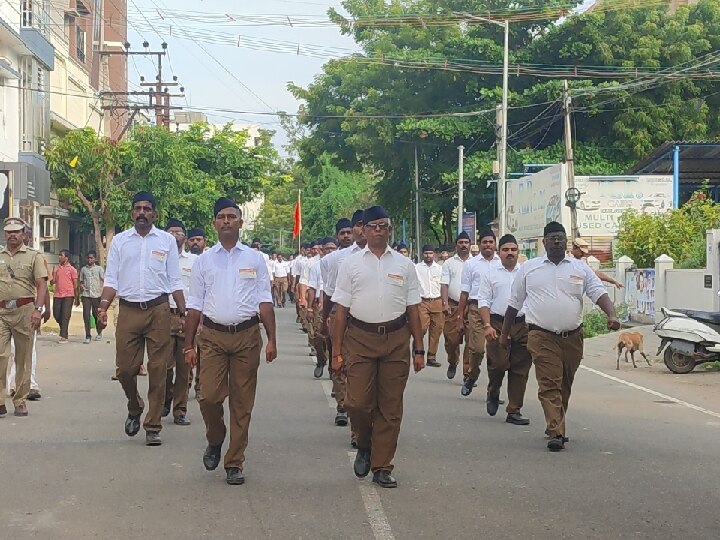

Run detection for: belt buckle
[[6, 299, 17, 309], [139, 301, 149, 310], [377, 325, 386, 335], [560, 330, 570, 338], [227, 324, 238, 334]]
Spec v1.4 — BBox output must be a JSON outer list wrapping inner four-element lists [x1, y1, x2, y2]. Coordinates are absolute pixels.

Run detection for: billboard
[[505, 164, 565, 240], [462, 211, 477, 244]]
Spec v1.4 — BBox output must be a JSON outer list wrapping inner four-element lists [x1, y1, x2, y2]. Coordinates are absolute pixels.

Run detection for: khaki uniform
[[485, 316, 532, 413], [466, 302, 486, 380], [443, 299, 471, 374], [273, 276, 288, 307], [165, 310, 191, 417], [0, 245, 47, 407], [418, 298, 444, 360]]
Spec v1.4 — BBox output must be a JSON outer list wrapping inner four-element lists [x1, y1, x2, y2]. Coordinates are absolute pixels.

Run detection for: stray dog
[[616, 331, 652, 370]]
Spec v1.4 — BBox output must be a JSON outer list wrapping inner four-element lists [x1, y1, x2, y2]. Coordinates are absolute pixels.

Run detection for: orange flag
[[292, 191, 302, 239]]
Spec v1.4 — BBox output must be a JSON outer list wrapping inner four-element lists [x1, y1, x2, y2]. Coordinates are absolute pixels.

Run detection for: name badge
[[182, 267, 192, 274], [239, 268, 257, 279], [569, 274, 584, 284], [388, 273, 404, 287], [151, 250, 167, 263]]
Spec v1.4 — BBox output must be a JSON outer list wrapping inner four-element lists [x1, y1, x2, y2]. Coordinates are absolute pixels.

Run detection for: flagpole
[[297, 189, 301, 253]]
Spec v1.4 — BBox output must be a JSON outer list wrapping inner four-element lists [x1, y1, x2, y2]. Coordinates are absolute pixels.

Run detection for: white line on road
[[318, 379, 396, 540], [580, 366, 720, 420]]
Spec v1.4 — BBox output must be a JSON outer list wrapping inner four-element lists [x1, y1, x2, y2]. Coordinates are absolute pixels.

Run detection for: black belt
[[119, 294, 168, 310], [468, 299, 478, 306], [490, 313, 525, 324], [203, 315, 259, 334], [421, 297, 441, 301], [528, 324, 582, 338], [349, 314, 407, 335]]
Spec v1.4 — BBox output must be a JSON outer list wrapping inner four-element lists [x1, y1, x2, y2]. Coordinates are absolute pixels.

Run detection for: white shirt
[[320, 242, 363, 298], [440, 254, 469, 302], [105, 226, 183, 302], [169, 250, 198, 309], [415, 261, 442, 299], [508, 255, 607, 333], [460, 253, 502, 299], [273, 260, 289, 278], [332, 245, 422, 323], [300, 255, 320, 286], [292, 255, 306, 277], [477, 264, 523, 317], [188, 242, 273, 325], [308, 258, 323, 292], [259, 251, 274, 281]]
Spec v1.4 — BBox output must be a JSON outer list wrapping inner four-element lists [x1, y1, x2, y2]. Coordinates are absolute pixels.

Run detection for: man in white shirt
[[505, 222, 620, 452], [299, 240, 321, 354], [440, 231, 471, 380], [272, 254, 290, 308], [456, 229, 502, 397], [162, 218, 197, 426], [184, 197, 277, 485], [252, 238, 274, 287], [332, 206, 425, 489], [477, 234, 531, 425], [97, 192, 185, 447], [185, 227, 207, 398], [307, 237, 337, 378], [415, 245, 444, 367]]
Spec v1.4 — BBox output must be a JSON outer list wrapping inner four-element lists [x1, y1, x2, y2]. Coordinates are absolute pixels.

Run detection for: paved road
[[2, 308, 719, 539]]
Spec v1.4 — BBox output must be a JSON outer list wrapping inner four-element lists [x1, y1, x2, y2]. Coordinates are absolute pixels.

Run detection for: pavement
[[2, 307, 719, 539]]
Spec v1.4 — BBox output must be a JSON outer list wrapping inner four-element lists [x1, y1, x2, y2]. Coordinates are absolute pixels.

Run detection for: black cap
[[498, 234, 518, 247], [301, 242, 311, 249], [214, 197, 239, 216], [165, 218, 185, 232], [132, 191, 156, 210], [187, 227, 205, 239], [363, 205, 389, 223], [421, 244, 434, 253], [396, 242, 407, 250], [456, 231, 470, 242], [543, 221, 566, 236], [322, 236, 338, 246], [351, 209, 365, 226], [478, 228, 495, 242], [335, 218, 352, 233]]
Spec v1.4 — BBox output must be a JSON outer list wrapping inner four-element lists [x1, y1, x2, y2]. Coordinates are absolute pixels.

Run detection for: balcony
[[20, 1, 54, 69]]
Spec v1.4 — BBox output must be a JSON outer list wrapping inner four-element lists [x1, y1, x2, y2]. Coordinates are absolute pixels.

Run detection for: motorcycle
[[653, 307, 720, 373]]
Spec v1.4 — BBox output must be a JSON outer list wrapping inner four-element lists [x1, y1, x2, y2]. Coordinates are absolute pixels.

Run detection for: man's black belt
[[119, 294, 168, 310], [421, 297, 441, 301], [349, 314, 407, 335], [468, 299, 478, 306], [203, 315, 259, 334], [528, 324, 582, 338], [490, 313, 525, 324]]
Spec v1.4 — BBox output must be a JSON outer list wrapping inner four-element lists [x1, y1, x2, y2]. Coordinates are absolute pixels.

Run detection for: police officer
[[184, 197, 277, 485], [162, 218, 197, 426], [97, 191, 185, 447], [440, 231, 471, 380], [331, 206, 425, 488], [505, 222, 620, 451], [415, 245, 444, 367], [477, 234, 532, 425], [0, 217, 48, 418]]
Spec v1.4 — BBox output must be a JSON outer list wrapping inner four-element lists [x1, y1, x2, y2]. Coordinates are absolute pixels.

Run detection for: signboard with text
[[505, 164, 565, 240], [462, 211, 477, 244]]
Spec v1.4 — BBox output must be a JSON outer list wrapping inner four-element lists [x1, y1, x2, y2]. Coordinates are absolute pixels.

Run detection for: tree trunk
[[443, 211, 454, 246], [91, 215, 104, 265], [104, 227, 116, 267]]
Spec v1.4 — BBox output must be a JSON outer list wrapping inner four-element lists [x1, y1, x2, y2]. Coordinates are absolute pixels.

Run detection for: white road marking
[[580, 366, 720, 420], [319, 379, 395, 540]]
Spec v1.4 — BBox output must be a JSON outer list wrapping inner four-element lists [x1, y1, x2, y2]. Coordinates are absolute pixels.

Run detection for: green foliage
[[616, 189, 720, 268], [583, 309, 612, 339]]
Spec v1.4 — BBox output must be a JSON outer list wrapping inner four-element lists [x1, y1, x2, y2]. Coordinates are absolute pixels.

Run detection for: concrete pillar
[[654, 254, 674, 323]]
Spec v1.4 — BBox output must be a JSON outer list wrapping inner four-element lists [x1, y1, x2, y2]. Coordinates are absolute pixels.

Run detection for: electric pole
[[457, 145, 464, 236], [563, 80, 578, 242], [414, 145, 421, 259]]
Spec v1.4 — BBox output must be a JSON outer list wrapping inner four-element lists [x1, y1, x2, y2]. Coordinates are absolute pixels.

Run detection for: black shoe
[[0, 404, 7, 418], [226, 468, 245, 485], [447, 365, 457, 379], [203, 444, 222, 471], [331, 391, 336, 398], [335, 411, 348, 426], [309, 347, 317, 357], [486, 396, 500, 416], [145, 432, 162, 446], [173, 415, 191, 426], [544, 429, 569, 442], [353, 448, 371, 478], [296, 316, 301, 323], [351, 439, 357, 449], [28, 389, 41, 401], [426, 358, 441, 367], [124, 414, 141, 437], [461, 378, 476, 397], [161, 402, 171, 418], [547, 436, 565, 452], [372, 470, 397, 488], [506, 413, 530, 425], [313, 364, 324, 378]]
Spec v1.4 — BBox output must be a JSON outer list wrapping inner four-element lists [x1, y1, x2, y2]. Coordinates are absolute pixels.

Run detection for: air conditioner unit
[[42, 217, 59, 240]]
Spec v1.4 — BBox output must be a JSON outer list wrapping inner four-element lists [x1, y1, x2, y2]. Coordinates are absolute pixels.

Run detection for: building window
[[76, 26, 86, 62]]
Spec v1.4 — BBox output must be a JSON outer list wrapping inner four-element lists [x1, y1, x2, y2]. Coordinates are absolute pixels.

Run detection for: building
[[0, 0, 54, 245]]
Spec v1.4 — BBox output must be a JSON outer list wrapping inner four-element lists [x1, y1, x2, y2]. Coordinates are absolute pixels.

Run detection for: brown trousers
[[0, 303, 35, 406], [466, 303, 486, 380], [344, 323, 411, 473], [527, 328, 584, 438], [198, 324, 262, 470], [273, 277, 288, 306], [165, 312, 191, 417], [443, 300, 470, 372], [419, 298, 444, 358], [115, 300, 171, 433], [485, 318, 532, 414], [310, 304, 328, 367]]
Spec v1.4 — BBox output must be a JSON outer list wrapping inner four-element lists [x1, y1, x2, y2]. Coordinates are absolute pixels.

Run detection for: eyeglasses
[[546, 234, 567, 242], [7, 266, 15, 279], [364, 222, 390, 231]]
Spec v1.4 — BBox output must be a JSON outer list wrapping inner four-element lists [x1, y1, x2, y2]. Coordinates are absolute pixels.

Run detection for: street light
[[459, 13, 509, 236]]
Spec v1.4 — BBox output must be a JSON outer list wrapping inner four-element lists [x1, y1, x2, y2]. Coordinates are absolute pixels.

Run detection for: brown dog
[[616, 331, 652, 370]]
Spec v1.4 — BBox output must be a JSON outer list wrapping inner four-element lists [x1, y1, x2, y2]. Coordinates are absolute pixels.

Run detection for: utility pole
[[414, 145, 421, 258], [498, 19, 509, 237], [563, 80, 578, 242], [457, 145, 464, 236]]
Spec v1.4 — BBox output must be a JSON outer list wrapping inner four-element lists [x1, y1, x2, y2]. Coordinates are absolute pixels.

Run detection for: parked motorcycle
[[653, 307, 720, 373]]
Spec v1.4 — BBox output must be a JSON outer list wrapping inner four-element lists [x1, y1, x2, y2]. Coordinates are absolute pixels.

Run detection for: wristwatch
[[413, 349, 425, 356], [34, 306, 43, 312]]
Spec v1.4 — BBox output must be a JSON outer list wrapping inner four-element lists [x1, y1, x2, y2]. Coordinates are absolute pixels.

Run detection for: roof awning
[[626, 142, 720, 183]]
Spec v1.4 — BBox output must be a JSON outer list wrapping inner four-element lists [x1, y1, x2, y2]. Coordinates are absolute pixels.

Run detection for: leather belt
[[119, 294, 168, 310], [490, 313, 525, 324], [468, 299, 479, 306], [203, 315, 259, 334], [0, 297, 34, 309], [421, 297, 441, 301], [528, 324, 582, 338], [349, 314, 407, 335]]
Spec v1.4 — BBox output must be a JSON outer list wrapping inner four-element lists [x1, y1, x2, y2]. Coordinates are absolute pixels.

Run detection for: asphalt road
[[2, 308, 719, 539]]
